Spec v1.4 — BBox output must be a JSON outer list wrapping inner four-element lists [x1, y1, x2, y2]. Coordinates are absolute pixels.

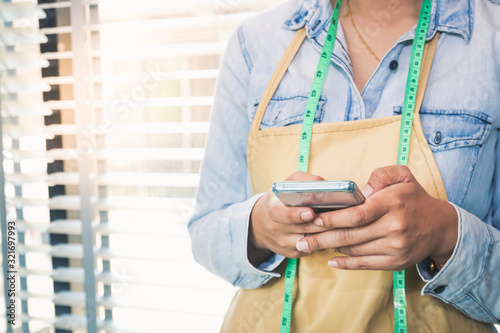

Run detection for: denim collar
[[282, 0, 474, 43]]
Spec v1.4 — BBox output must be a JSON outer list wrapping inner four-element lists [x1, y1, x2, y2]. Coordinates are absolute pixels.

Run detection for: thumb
[[362, 165, 415, 199], [285, 171, 325, 182]]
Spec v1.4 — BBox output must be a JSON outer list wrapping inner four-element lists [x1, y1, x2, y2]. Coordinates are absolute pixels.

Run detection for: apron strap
[[250, 29, 439, 132], [411, 32, 447, 201], [251, 28, 307, 133], [415, 32, 440, 115]]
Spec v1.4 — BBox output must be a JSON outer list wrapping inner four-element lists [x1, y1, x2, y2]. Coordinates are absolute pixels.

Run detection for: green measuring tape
[[279, 2, 343, 333], [296, 0, 342, 173], [394, 1, 432, 332], [280, 0, 433, 331]]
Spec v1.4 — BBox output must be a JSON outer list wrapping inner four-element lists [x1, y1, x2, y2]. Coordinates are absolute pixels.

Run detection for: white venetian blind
[[0, 0, 281, 332], [0, 1, 51, 333]]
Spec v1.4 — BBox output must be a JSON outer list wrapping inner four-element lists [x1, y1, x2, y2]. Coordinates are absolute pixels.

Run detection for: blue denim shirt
[[188, 0, 500, 326]]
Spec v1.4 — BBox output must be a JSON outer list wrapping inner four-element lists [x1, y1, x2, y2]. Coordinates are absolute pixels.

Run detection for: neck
[[341, 0, 423, 19]]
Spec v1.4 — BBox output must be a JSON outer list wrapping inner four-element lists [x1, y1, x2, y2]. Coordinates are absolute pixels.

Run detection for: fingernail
[[314, 217, 323, 226], [328, 260, 339, 267], [362, 184, 374, 198], [301, 210, 313, 221], [296, 239, 309, 252]]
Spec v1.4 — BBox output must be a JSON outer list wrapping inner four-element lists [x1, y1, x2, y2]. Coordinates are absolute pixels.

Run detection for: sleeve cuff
[[257, 252, 286, 272], [416, 202, 494, 300], [229, 192, 285, 289]]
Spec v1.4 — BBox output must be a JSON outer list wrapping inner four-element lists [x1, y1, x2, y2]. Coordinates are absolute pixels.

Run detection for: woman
[[189, 0, 500, 331]]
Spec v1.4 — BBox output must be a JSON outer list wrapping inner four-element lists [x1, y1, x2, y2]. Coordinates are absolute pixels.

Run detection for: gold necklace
[[346, 0, 381, 62]]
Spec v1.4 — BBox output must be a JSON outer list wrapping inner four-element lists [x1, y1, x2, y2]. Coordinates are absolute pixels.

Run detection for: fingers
[[328, 241, 412, 270], [251, 171, 330, 260], [284, 171, 325, 182], [285, 221, 332, 235], [268, 171, 325, 224], [269, 194, 316, 223], [296, 224, 383, 253], [334, 237, 400, 257], [363, 165, 416, 198], [280, 167, 431, 270], [269, 233, 312, 259], [313, 196, 387, 229], [328, 255, 400, 271]]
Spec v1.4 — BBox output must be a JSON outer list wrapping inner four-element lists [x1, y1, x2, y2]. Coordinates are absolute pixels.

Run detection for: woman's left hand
[[296, 165, 458, 271]]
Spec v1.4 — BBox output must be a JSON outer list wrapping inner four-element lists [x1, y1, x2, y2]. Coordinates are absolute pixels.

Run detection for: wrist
[[430, 200, 458, 266], [248, 196, 272, 267], [249, 195, 269, 250], [247, 229, 272, 267]]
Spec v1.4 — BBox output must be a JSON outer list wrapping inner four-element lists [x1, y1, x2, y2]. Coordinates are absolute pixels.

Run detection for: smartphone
[[272, 180, 365, 212]]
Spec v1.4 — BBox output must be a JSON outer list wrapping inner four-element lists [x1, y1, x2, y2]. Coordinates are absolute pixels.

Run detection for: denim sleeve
[[187, 25, 284, 289], [417, 132, 500, 326]]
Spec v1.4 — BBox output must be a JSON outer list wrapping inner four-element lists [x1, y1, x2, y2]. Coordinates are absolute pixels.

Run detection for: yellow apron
[[221, 28, 491, 333]]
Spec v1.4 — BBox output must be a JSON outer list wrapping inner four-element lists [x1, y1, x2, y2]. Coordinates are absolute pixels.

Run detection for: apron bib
[[221, 28, 491, 333]]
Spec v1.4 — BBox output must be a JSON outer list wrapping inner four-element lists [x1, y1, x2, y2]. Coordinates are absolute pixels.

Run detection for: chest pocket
[[394, 108, 492, 151], [250, 94, 327, 129], [394, 107, 492, 207]]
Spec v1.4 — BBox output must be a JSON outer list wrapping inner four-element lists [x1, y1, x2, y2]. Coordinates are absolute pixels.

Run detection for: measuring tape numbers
[[281, 0, 433, 332], [280, 2, 344, 332], [394, 1, 432, 332]]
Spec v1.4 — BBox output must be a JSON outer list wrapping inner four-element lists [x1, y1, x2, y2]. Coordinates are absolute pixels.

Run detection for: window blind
[[0, 0, 281, 332]]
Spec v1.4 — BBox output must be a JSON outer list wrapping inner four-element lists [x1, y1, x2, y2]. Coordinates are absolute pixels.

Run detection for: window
[[0, 0, 280, 332]]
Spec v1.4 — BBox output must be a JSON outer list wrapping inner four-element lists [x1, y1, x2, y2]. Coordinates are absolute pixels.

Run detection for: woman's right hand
[[248, 171, 330, 266]]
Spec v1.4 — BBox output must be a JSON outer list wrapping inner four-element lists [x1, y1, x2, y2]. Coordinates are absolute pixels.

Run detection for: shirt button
[[312, 19, 321, 30], [434, 131, 442, 144], [433, 285, 447, 294], [389, 60, 399, 71]]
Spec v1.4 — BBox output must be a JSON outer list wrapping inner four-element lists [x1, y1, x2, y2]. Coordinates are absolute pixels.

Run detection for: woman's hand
[[295, 165, 458, 271], [248, 171, 330, 266]]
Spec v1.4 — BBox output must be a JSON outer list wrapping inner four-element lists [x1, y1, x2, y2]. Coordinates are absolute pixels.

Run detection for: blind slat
[[99, 13, 249, 30], [44, 122, 209, 135], [0, 27, 48, 46], [0, 2, 46, 22], [1, 100, 52, 116], [0, 51, 49, 70], [117, 96, 213, 107], [39, 26, 73, 35], [95, 197, 193, 212], [10, 196, 192, 211], [39, 69, 219, 85], [42, 76, 75, 85], [19, 218, 186, 236], [5, 148, 204, 162], [21, 243, 191, 261], [38, 2, 72, 10], [1, 76, 51, 94], [111, 69, 219, 81], [100, 42, 226, 59], [42, 51, 74, 60], [94, 148, 205, 161], [94, 172, 200, 187], [48, 96, 212, 108], [6, 172, 200, 187]]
